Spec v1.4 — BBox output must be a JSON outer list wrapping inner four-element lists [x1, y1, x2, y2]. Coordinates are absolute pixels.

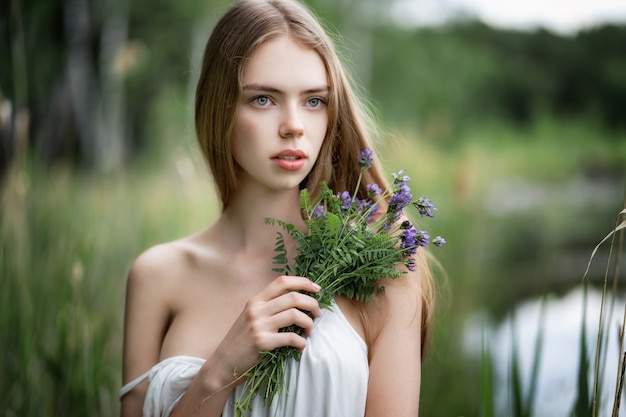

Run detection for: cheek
[[304, 109, 328, 137], [310, 129, 328, 164], [231, 112, 256, 156], [313, 114, 329, 148]]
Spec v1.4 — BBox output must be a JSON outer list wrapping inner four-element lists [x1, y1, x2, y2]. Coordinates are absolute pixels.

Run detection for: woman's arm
[[120, 245, 177, 417], [365, 270, 423, 417]]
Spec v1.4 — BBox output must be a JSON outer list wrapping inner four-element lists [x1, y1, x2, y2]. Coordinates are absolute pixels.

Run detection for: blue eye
[[252, 96, 271, 107], [307, 97, 325, 108]]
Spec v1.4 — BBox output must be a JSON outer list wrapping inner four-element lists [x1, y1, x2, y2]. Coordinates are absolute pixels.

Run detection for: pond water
[[464, 286, 626, 416]]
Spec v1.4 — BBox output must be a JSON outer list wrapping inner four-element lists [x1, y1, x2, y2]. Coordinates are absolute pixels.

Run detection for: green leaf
[[480, 331, 495, 417], [300, 188, 311, 212], [327, 212, 341, 228]]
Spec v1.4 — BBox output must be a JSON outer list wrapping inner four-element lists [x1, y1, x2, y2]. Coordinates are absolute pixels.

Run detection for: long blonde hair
[[194, 0, 435, 356]]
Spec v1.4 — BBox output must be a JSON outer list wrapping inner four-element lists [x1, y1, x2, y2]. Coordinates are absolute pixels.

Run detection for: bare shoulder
[[128, 233, 208, 292], [369, 262, 424, 324], [124, 238, 195, 330], [122, 231, 214, 365]]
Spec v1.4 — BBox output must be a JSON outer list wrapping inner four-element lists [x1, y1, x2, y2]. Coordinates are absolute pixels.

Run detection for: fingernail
[[311, 282, 321, 291]]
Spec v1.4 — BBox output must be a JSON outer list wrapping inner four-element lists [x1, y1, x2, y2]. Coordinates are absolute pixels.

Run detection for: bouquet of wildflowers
[[234, 148, 444, 416]]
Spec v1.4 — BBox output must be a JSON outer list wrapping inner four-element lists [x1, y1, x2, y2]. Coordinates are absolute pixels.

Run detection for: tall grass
[[1, 162, 125, 416], [478, 296, 547, 417], [477, 202, 626, 417], [573, 283, 593, 417], [481, 332, 495, 417], [0, 147, 218, 415], [588, 205, 626, 416]]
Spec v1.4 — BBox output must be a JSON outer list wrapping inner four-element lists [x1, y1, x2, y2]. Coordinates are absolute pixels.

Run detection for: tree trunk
[[63, 0, 104, 168], [98, 0, 131, 170]]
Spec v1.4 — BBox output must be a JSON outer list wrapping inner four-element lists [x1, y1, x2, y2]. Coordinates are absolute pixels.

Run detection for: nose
[[279, 105, 304, 138]]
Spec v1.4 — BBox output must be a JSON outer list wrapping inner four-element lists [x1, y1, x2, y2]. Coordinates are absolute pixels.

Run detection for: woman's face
[[232, 35, 329, 194]]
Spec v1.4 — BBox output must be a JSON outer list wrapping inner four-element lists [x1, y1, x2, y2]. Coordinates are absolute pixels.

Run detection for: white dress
[[120, 302, 369, 417]]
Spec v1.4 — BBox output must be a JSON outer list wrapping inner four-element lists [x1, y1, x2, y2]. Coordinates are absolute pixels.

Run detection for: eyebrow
[[242, 83, 329, 95]]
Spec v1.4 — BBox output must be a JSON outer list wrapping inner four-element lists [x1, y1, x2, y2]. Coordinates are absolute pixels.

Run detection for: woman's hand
[[170, 275, 322, 417], [217, 275, 322, 378]]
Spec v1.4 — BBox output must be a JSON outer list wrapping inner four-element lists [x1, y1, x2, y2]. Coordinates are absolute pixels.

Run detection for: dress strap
[[119, 369, 151, 398], [119, 355, 206, 400]]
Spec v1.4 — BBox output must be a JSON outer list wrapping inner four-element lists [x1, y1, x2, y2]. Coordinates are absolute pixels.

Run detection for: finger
[[270, 308, 316, 335], [266, 290, 322, 319], [249, 324, 309, 353], [259, 275, 321, 300], [270, 331, 308, 353]]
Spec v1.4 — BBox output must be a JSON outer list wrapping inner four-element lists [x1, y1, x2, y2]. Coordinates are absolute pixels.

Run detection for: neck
[[215, 187, 305, 256]]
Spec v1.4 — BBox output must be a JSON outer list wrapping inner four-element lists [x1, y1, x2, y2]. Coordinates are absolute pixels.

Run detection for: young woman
[[120, 0, 435, 416]]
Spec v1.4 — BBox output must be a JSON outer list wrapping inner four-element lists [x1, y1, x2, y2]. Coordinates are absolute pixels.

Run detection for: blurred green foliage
[[1, 0, 625, 170], [370, 22, 626, 140], [1, 131, 219, 415]]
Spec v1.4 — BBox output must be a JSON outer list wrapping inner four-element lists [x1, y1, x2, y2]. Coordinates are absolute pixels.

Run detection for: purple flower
[[400, 225, 418, 256], [312, 205, 326, 219], [432, 236, 446, 247], [366, 204, 379, 223], [366, 183, 382, 198], [387, 170, 413, 213], [352, 198, 379, 223], [405, 257, 417, 272], [414, 195, 437, 218], [359, 148, 373, 170], [416, 230, 430, 247], [354, 198, 369, 214], [389, 189, 412, 212], [392, 170, 410, 187], [337, 191, 352, 212]]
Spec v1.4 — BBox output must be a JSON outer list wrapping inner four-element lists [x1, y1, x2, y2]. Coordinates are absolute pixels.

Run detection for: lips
[[271, 149, 307, 170], [272, 149, 306, 159]]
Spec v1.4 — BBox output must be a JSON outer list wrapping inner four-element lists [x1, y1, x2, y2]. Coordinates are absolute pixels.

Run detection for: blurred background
[[1, 0, 625, 415]]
